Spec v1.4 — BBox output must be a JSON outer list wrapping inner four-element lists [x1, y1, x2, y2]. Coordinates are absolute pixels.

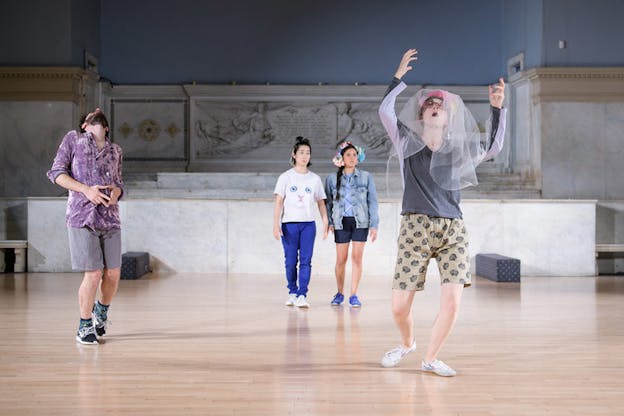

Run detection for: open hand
[[489, 78, 505, 109], [394, 49, 418, 79]]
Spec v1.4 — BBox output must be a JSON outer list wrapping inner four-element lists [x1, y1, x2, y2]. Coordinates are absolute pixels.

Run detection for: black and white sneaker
[[92, 312, 107, 337], [76, 325, 98, 345]]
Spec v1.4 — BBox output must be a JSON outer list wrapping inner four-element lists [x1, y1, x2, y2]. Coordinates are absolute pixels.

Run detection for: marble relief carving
[[138, 119, 161, 141], [192, 101, 392, 160], [194, 102, 276, 156], [336, 102, 393, 157], [118, 122, 133, 139], [166, 123, 180, 138]]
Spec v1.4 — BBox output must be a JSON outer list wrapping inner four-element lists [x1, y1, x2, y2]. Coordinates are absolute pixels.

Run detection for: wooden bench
[[0, 240, 28, 272], [595, 243, 624, 258]]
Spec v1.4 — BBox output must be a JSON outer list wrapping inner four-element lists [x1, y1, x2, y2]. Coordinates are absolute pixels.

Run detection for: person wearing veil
[[378, 49, 506, 376]]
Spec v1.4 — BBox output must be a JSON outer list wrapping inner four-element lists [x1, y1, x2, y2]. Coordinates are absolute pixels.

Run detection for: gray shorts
[[68, 227, 122, 271]]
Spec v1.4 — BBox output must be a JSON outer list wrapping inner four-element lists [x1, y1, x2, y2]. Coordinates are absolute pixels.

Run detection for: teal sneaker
[[76, 325, 98, 345]]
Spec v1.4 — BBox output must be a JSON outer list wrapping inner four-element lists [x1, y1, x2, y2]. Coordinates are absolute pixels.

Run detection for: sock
[[79, 318, 93, 330], [94, 301, 110, 320]]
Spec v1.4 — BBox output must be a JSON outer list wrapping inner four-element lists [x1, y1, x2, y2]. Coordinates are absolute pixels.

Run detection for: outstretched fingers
[[489, 78, 505, 108], [395, 49, 418, 79]]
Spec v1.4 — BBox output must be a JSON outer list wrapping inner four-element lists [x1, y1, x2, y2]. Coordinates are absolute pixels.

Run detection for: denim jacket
[[325, 168, 379, 230]]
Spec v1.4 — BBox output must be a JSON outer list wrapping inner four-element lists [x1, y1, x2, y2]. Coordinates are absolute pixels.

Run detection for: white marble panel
[[226, 200, 281, 274], [0, 102, 74, 197], [25, 198, 596, 276], [511, 80, 533, 176], [542, 102, 610, 198], [605, 103, 624, 199], [463, 200, 595, 276], [122, 199, 227, 273], [461, 202, 504, 260], [27, 199, 71, 272], [226, 200, 399, 277], [0, 199, 28, 240]]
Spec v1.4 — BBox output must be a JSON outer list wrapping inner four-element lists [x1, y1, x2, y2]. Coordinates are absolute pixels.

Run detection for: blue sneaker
[[330, 292, 344, 306], [349, 295, 362, 308]]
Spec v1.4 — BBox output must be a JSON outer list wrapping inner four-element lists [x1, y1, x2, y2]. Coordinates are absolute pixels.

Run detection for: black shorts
[[334, 217, 368, 244]]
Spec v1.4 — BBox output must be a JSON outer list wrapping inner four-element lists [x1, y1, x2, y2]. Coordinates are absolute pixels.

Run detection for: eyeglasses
[[423, 97, 444, 109]]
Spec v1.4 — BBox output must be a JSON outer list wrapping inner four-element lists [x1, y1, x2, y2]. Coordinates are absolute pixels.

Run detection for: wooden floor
[[1, 271, 623, 416]]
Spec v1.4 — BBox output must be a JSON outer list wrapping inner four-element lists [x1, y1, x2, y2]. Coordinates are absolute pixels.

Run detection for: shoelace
[[426, 360, 451, 371], [78, 325, 96, 337], [385, 346, 406, 358], [94, 316, 111, 329]]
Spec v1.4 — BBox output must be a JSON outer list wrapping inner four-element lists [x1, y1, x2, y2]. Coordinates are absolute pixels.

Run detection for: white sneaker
[[381, 341, 416, 368], [285, 294, 297, 306], [294, 295, 309, 308], [421, 359, 457, 377]]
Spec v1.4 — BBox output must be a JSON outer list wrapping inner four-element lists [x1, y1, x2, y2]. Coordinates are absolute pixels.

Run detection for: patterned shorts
[[393, 214, 471, 291]]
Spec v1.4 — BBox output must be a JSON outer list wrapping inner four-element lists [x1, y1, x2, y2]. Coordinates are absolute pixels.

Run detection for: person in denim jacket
[[325, 141, 379, 308]]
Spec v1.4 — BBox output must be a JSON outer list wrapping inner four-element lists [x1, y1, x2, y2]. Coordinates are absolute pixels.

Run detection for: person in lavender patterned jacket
[[47, 108, 124, 345]]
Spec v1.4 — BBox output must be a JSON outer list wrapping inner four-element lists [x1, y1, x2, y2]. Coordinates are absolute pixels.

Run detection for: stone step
[[122, 171, 540, 199]]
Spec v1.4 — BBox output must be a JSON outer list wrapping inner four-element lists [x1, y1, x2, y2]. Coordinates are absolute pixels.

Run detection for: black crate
[[475, 253, 520, 282], [121, 252, 150, 280]]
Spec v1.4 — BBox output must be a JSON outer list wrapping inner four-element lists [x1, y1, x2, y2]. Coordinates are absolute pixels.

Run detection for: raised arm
[[378, 49, 418, 155], [482, 78, 508, 161], [394, 48, 418, 80]]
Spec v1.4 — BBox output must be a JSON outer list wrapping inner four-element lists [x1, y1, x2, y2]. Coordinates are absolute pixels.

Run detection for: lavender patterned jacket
[[47, 130, 124, 230]]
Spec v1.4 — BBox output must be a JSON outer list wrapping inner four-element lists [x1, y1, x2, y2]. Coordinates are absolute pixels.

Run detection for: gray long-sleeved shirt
[[378, 78, 507, 219]]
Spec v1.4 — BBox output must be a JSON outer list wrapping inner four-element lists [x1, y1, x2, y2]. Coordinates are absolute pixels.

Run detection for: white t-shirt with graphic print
[[274, 168, 327, 223]]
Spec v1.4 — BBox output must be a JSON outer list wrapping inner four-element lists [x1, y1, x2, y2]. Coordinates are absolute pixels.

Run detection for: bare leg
[[100, 267, 121, 305], [391, 289, 417, 348], [349, 242, 365, 296], [424, 283, 464, 362], [79, 270, 102, 319], [334, 243, 349, 293]]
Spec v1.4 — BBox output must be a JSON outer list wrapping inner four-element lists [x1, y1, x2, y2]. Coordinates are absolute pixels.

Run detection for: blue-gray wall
[[1, 0, 624, 83], [99, 0, 504, 85], [542, 0, 624, 66], [0, 0, 100, 67], [502, 0, 543, 69]]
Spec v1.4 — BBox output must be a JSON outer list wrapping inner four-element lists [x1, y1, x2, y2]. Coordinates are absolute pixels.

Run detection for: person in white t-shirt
[[273, 136, 329, 308]]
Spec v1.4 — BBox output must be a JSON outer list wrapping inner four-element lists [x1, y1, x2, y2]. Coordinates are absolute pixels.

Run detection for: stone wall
[[27, 198, 596, 276]]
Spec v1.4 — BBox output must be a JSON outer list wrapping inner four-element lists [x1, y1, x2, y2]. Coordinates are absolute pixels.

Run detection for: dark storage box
[[475, 253, 520, 282], [121, 252, 150, 280]]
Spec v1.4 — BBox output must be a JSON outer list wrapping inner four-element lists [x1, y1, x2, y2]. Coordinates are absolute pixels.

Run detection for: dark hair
[[335, 143, 358, 201], [291, 136, 312, 167], [79, 111, 110, 138]]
